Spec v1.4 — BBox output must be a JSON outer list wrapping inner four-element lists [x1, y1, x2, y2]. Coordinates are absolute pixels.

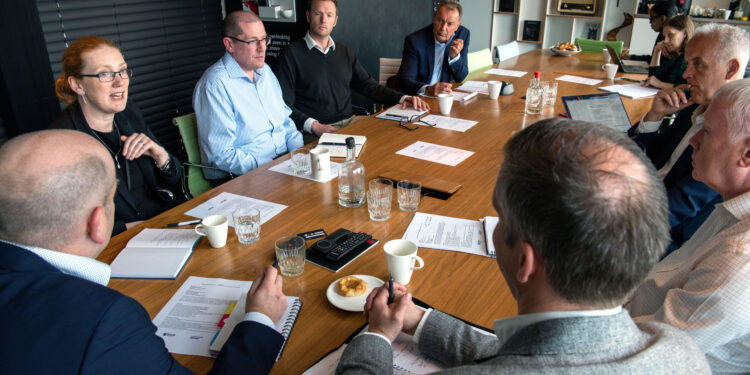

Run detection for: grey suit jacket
[[336, 310, 709, 374]]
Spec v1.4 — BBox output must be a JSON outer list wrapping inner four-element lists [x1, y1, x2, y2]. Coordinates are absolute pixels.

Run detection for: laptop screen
[[561, 93, 632, 132]]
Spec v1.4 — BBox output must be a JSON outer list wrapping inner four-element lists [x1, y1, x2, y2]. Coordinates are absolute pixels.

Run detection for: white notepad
[[317, 133, 367, 158], [109, 229, 200, 279], [209, 293, 302, 361]]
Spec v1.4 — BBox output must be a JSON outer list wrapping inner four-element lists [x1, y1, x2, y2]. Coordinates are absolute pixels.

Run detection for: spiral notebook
[[209, 293, 302, 360]]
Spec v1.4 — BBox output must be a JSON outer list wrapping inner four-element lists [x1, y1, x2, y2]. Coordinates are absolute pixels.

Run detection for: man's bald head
[[0, 130, 116, 251], [222, 10, 262, 38]]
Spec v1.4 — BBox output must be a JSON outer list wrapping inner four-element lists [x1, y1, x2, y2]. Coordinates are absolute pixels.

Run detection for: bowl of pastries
[[551, 42, 581, 56]]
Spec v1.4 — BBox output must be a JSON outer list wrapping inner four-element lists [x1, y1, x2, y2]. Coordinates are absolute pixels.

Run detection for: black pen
[[387, 272, 394, 304], [163, 219, 201, 228], [319, 142, 346, 146], [272, 254, 279, 268]]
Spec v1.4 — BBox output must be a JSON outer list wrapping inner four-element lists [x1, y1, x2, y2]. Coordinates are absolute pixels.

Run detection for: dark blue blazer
[[395, 24, 470, 95], [0, 241, 283, 375], [629, 105, 722, 255]]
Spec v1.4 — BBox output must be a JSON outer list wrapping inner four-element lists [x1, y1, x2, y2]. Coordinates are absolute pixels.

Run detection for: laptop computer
[[561, 92, 633, 132], [607, 45, 649, 74]]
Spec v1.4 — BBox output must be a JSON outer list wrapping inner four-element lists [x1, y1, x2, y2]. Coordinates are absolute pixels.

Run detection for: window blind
[[35, 0, 224, 154]]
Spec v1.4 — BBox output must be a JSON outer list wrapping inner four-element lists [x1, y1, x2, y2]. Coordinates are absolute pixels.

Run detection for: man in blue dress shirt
[[394, 0, 470, 96], [0, 129, 288, 374], [194, 11, 303, 181]]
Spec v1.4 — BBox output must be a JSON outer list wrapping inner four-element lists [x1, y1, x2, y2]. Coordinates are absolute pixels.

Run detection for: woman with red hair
[[51, 36, 183, 235]]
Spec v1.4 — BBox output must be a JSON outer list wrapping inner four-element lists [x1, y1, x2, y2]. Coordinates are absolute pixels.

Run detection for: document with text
[[455, 81, 489, 95], [185, 192, 286, 227], [269, 159, 340, 183], [403, 212, 493, 257], [417, 114, 479, 132], [484, 68, 527, 77], [153, 276, 251, 357], [395, 141, 474, 166], [598, 83, 658, 99], [556, 75, 603, 86]]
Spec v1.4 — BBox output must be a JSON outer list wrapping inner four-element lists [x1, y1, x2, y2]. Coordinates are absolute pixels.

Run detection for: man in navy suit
[[0, 129, 287, 375], [628, 24, 749, 256], [394, 0, 470, 96]]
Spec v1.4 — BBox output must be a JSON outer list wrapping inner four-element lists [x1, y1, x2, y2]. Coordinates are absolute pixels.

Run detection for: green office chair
[[467, 48, 493, 74], [172, 113, 232, 199], [574, 38, 624, 55]]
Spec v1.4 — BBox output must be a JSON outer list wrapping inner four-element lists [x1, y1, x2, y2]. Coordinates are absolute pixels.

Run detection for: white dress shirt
[[418, 34, 461, 95], [633, 107, 705, 179], [627, 191, 750, 373]]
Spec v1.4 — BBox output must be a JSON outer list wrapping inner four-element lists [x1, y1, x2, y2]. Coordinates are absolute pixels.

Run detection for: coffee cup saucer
[[326, 275, 383, 312]]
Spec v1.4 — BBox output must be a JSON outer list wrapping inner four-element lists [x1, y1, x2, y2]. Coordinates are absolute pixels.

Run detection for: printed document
[[484, 68, 527, 77], [598, 83, 658, 99], [421, 91, 478, 102], [417, 114, 479, 132], [396, 141, 474, 167], [455, 81, 488, 95], [403, 212, 489, 256], [269, 159, 340, 182], [185, 192, 286, 227], [556, 75, 603, 86], [153, 276, 251, 357]]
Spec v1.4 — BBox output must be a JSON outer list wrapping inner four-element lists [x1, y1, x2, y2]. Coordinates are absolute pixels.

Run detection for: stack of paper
[[598, 83, 658, 99]]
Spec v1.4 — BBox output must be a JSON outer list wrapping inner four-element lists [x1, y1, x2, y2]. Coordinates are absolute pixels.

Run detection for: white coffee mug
[[603, 63, 618, 80], [310, 147, 331, 180], [438, 93, 454, 115], [195, 214, 228, 248], [487, 80, 502, 99], [384, 239, 425, 285]]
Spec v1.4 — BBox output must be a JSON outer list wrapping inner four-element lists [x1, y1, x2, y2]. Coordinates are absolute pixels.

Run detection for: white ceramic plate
[[326, 275, 384, 312]]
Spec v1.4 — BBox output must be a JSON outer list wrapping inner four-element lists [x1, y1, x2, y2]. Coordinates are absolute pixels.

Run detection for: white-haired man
[[629, 24, 749, 255], [628, 79, 750, 373]]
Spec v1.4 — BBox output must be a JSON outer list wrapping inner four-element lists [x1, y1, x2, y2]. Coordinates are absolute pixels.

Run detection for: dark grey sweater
[[274, 39, 403, 130]]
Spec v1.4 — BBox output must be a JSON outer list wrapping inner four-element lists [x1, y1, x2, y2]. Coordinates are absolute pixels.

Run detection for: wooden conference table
[[99, 49, 653, 374]]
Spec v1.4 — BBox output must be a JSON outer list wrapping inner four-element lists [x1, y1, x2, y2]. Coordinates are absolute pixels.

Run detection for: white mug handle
[[411, 255, 424, 270], [195, 224, 206, 236]]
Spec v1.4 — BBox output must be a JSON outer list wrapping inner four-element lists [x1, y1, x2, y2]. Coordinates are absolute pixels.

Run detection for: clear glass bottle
[[338, 137, 365, 207], [525, 71, 543, 115]]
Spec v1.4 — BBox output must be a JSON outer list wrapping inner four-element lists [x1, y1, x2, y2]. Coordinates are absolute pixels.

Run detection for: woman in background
[[643, 15, 695, 89], [52, 36, 184, 235]]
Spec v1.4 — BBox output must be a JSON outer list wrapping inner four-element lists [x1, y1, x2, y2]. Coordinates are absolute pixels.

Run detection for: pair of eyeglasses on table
[[393, 114, 436, 130]]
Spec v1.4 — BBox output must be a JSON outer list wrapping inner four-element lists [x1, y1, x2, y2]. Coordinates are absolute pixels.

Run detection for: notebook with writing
[[561, 92, 632, 133], [209, 293, 302, 361]]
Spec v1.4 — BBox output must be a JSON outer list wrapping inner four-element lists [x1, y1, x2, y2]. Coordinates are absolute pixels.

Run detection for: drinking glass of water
[[233, 207, 260, 244]]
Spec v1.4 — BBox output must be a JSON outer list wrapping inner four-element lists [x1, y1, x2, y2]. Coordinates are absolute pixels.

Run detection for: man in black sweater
[[274, 0, 427, 142]]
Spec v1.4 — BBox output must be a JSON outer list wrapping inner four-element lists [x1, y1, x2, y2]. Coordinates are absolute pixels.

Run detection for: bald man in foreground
[[0, 130, 286, 375]]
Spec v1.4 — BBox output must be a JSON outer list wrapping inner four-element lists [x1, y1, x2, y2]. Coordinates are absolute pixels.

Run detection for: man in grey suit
[[336, 119, 710, 374]]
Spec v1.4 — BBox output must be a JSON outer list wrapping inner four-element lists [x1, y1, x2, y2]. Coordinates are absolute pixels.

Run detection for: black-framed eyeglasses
[[228, 35, 271, 47], [78, 69, 133, 82], [399, 120, 419, 131], [79, 69, 133, 82]]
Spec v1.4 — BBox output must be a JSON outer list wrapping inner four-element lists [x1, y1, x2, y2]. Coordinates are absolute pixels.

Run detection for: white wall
[[462, 0, 493, 52]]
